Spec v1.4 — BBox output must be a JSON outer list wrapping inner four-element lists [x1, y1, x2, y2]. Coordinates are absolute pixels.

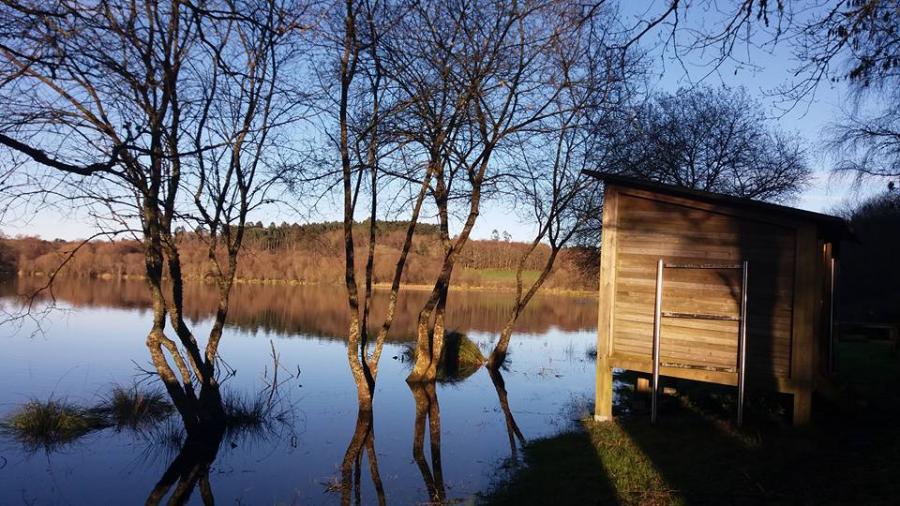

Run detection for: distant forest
[[0, 221, 599, 292]]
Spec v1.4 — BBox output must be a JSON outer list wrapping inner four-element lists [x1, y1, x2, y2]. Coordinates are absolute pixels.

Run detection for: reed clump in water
[[403, 331, 485, 383], [99, 385, 173, 431], [2, 399, 108, 452]]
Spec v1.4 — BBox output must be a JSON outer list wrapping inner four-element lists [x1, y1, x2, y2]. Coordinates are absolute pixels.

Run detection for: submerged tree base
[[404, 331, 485, 383]]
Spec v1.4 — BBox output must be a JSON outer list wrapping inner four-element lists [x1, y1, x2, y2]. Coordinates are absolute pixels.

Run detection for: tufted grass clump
[[402, 331, 485, 383], [437, 331, 485, 382], [99, 385, 173, 430], [2, 399, 108, 452], [223, 391, 268, 431]]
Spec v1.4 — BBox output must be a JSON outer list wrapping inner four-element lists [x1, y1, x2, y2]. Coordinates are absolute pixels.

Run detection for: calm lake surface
[[0, 278, 599, 505]]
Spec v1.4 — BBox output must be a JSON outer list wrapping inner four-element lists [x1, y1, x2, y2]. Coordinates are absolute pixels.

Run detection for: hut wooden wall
[[609, 188, 798, 381]]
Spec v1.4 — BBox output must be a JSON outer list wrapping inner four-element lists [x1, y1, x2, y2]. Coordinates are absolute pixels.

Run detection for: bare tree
[[323, 0, 437, 409], [386, 0, 618, 382], [487, 4, 639, 368], [624, 1, 900, 186], [0, 0, 311, 436], [822, 0, 900, 186], [606, 86, 811, 202]]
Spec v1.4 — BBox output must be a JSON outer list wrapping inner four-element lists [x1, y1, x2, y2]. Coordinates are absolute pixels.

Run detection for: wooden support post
[[594, 355, 613, 422], [791, 226, 817, 427], [737, 260, 749, 427], [651, 258, 663, 424], [594, 187, 618, 423], [635, 376, 650, 394], [793, 390, 812, 426]]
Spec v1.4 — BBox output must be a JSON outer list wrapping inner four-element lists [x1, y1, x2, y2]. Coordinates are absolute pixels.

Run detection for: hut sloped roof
[[583, 170, 851, 242]]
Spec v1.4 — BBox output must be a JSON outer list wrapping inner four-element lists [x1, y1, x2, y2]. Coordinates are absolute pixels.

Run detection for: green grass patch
[[468, 268, 541, 284]]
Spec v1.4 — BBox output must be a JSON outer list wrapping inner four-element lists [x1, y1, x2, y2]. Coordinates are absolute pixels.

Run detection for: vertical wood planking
[[612, 192, 796, 376], [791, 225, 817, 425]]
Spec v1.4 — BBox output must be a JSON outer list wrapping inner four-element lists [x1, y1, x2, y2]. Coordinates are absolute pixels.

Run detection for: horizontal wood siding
[[612, 191, 796, 378]]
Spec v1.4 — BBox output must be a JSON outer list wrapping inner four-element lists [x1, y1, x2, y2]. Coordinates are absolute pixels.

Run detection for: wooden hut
[[588, 171, 848, 426]]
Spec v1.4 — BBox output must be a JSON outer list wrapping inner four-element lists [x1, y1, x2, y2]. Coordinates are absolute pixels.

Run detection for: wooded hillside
[[0, 221, 598, 291]]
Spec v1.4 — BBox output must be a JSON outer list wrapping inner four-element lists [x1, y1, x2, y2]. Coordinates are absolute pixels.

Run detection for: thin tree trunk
[[488, 247, 560, 370]]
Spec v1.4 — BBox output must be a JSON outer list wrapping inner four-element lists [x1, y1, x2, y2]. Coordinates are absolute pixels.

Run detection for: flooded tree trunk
[[142, 195, 227, 436], [408, 159, 480, 383], [338, 0, 378, 412], [347, 317, 375, 412], [408, 272, 451, 383], [488, 248, 560, 370]]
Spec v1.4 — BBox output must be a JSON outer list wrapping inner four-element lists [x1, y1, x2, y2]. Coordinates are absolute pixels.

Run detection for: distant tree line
[[0, 221, 599, 291], [837, 191, 900, 323]]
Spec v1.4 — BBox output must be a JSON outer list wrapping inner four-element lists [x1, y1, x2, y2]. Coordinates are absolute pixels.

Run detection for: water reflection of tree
[[488, 368, 526, 459], [145, 426, 224, 506], [409, 382, 445, 504], [339, 409, 386, 506]]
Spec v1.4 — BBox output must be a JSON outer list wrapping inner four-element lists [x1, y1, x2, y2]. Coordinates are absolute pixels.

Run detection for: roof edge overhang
[[583, 169, 853, 243]]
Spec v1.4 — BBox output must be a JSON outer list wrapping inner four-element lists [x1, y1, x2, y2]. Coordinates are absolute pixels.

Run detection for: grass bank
[[483, 340, 900, 505]]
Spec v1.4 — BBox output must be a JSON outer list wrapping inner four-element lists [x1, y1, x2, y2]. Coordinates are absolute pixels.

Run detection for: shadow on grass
[[482, 429, 619, 505], [483, 341, 900, 505]]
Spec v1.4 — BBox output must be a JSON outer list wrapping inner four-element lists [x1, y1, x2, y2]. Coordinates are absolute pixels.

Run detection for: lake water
[[0, 278, 599, 505]]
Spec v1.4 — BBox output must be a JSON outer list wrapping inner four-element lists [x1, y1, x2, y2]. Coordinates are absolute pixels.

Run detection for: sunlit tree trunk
[[488, 247, 560, 370]]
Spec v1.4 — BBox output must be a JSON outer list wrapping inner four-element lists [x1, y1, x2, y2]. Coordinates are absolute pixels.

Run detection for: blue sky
[[3, 1, 886, 242]]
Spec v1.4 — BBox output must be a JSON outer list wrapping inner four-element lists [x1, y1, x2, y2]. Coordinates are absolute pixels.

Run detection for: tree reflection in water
[[488, 367, 526, 460], [409, 382, 445, 504], [145, 426, 224, 506], [339, 408, 386, 506], [2, 344, 536, 504]]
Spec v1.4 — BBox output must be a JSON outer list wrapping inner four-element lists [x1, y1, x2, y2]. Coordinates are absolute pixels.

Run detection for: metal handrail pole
[[652, 258, 663, 424], [737, 260, 749, 427]]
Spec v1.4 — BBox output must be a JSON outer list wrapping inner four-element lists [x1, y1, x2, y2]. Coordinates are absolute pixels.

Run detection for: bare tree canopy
[[836, 190, 900, 322], [604, 86, 811, 202], [0, 0, 312, 436], [632, 0, 900, 185]]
